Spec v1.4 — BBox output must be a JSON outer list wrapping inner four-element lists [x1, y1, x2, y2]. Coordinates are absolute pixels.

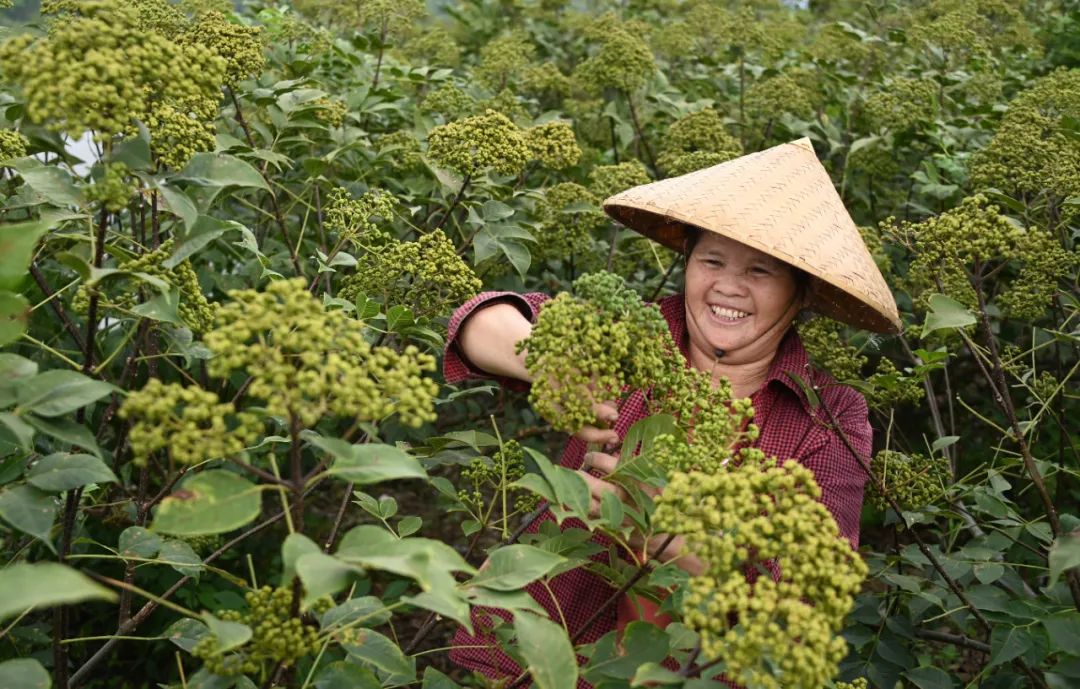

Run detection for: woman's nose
[[711, 269, 749, 296]]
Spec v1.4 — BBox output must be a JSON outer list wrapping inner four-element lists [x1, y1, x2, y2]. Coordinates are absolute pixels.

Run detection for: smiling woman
[[443, 137, 900, 686]]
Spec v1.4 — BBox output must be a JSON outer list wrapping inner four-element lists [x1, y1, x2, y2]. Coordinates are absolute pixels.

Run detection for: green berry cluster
[[520, 62, 571, 101], [458, 440, 538, 515], [85, 163, 136, 213], [144, 102, 219, 170], [294, 0, 424, 40], [0, 129, 28, 160], [572, 27, 655, 95], [475, 31, 535, 92], [745, 72, 815, 124], [906, 0, 1039, 59], [653, 460, 867, 689], [970, 68, 1080, 203], [533, 182, 607, 264], [517, 271, 673, 433], [656, 109, 741, 177], [182, 532, 225, 556], [204, 278, 438, 428], [836, 679, 869, 689], [324, 187, 396, 250], [846, 141, 900, 182], [0, 0, 226, 159], [377, 131, 423, 169], [863, 77, 938, 132], [588, 161, 651, 200], [311, 96, 347, 128], [427, 109, 530, 176], [180, 11, 265, 84], [895, 194, 1075, 320], [119, 379, 261, 466], [867, 450, 950, 512], [419, 84, 476, 121], [524, 121, 581, 171], [192, 586, 320, 677], [339, 229, 482, 323], [399, 26, 460, 67], [798, 317, 867, 383], [72, 239, 218, 332]]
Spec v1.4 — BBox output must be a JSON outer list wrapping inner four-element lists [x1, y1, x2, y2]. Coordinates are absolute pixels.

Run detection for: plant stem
[[435, 173, 471, 233], [624, 92, 656, 172]]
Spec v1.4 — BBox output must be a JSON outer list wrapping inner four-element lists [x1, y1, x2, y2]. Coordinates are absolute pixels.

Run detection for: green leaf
[[152, 471, 263, 536], [23, 414, 101, 457], [514, 612, 577, 689], [313, 662, 381, 689], [1043, 612, 1080, 653], [401, 589, 471, 629], [176, 153, 269, 192], [296, 551, 361, 608], [600, 489, 624, 529], [0, 485, 56, 547], [165, 617, 210, 652], [1048, 532, 1080, 587], [397, 515, 422, 537], [989, 626, 1034, 667], [26, 453, 117, 491], [0, 412, 34, 450], [905, 666, 956, 689], [464, 587, 544, 616], [201, 611, 252, 653], [157, 184, 199, 231], [310, 437, 428, 485], [923, 294, 976, 335], [130, 288, 184, 326], [0, 292, 29, 346], [0, 658, 50, 689], [0, 562, 116, 620], [343, 629, 415, 684], [112, 128, 152, 171], [621, 414, 681, 463], [281, 532, 321, 586], [468, 545, 566, 591], [13, 163, 83, 207], [630, 663, 682, 686], [0, 218, 50, 291], [166, 215, 248, 268], [16, 370, 116, 418], [119, 526, 162, 559], [422, 667, 461, 689], [158, 539, 203, 578], [319, 596, 393, 631]]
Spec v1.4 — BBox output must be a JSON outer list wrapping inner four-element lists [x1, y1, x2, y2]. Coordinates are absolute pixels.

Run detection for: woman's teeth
[[711, 306, 749, 319]]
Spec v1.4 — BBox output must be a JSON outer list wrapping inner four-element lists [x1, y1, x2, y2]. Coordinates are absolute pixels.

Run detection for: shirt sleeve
[[443, 291, 551, 391], [803, 388, 872, 549]]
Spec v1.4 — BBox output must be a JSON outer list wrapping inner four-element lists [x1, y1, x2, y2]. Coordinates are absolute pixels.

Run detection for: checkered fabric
[[444, 291, 871, 688]]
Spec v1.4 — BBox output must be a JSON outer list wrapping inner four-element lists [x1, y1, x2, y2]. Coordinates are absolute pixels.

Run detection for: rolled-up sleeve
[[444, 291, 550, 391]]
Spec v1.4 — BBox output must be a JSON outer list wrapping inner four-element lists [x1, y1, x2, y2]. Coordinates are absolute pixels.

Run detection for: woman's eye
[[750, 266, 772, 276]]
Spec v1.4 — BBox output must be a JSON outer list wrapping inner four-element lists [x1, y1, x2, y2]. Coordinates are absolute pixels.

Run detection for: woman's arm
[[457, 302, 534, 382]]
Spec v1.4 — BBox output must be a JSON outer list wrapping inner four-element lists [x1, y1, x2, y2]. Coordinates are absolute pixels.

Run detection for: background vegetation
[[0, 0, 1077, 688]]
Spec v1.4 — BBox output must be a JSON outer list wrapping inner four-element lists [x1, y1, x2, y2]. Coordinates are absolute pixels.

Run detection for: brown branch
[[30, 263, 86, 354], [624, 93, 656, 173]]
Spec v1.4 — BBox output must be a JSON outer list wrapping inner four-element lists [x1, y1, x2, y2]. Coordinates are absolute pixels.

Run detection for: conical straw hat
[[602, 137, 901, 334]]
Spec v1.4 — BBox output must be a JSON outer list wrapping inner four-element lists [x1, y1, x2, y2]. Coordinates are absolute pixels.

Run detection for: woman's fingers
[[593, 400, 618, 424], [574, 424, 620, 446], [578, 469, 626, 504], [582, 451, 619, 476]]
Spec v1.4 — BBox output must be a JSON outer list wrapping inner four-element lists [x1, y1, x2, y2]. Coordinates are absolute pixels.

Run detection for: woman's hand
[[578, 450, 629, 517], [573, 400, 621, 447]]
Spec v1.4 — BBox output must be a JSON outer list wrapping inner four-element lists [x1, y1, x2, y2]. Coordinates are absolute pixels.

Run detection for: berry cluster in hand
[[867, 450, 950, 512], [204, 277, 438, 428], [340, 228, 482, 323], [192, 586, 320, 677], [119, 378, 262, 466], [518, 272, 673, 433], [653, 459, 867, 689]]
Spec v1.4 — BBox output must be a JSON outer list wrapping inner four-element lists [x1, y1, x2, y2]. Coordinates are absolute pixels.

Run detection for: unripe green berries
[[427, 109, 529, 176]]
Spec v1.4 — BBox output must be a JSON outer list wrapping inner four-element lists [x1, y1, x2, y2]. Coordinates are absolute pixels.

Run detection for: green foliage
[[2, 1, 1079, 687]]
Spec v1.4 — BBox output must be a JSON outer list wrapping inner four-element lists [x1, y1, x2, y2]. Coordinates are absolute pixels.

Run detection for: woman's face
[[683, 232, 803, 367]]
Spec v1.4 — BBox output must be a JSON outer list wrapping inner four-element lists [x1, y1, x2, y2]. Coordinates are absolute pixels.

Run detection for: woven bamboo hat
[[602, 137, 901, 334]]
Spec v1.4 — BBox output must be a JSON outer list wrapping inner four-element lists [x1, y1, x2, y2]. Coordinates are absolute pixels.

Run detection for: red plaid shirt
[[443, 291, 871, 687]]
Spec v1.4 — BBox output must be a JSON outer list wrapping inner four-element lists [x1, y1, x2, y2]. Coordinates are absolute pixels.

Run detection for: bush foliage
[[0, 1, 1078, 688]]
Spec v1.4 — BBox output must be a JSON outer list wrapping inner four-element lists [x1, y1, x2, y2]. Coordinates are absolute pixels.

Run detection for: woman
[[444, 138, 901, 684]]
